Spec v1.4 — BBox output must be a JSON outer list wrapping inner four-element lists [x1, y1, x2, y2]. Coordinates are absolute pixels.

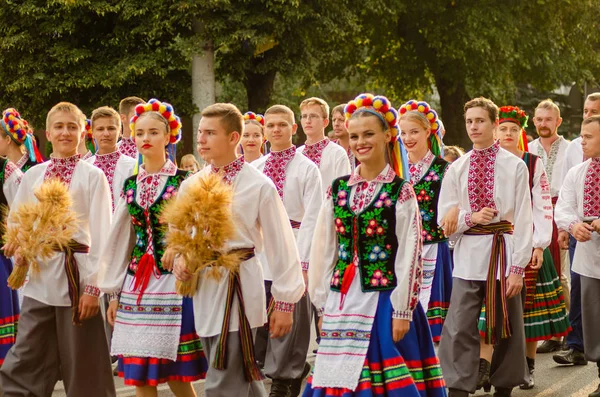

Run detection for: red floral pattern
[[44, 154, 81, 186], [302, 138, 330, 167], [15, 153, 28, 170], [94, 151, 122, 210], [4, 160, 20, 185], [136, 160, 178, 209], [118, 137, 138, 159], [211, 156, 244, 185], [468, 142, 499, 212], [583, 158, 600, 217], [348, 165, 396, 213], [408, 150, 435, 185], [263, 146, 296, 200]]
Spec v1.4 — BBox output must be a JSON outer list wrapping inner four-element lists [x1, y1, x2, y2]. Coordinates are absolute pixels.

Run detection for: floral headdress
[[398, 100, 443, 158], [84, 119, 96, 155], [344, 93, 407, 178], [499, 105, 529, 151], [130, 98, 182, 144], [1, 108, 43, 162], [243, 111, 264, 126]]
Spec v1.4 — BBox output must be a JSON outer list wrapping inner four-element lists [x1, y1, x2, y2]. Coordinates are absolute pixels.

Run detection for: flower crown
[[243, 111, 264, 126], [398, 100, 441, 135], [498, 105, 528, 129], [85, 119, 93, 140], [130, 98, 182, 144], [1, 108, 28, 145], [344, 93, 399, 142]]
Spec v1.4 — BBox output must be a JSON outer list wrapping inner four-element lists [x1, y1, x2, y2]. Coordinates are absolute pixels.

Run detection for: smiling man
[[555, 115, 600, 397], [438, 97, 532, 397]]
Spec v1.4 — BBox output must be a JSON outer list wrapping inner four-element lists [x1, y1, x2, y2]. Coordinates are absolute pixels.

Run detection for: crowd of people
[[0, 91, 598, 397]]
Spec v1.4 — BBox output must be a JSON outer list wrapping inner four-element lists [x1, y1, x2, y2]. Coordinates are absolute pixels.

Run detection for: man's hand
[[107, 299, 118, 327], [440, 207, 460, 237], [591, 219, 600, 234], [13, 248, 27, 267], [302, 270, 308, 290], [530, 248, 544, 270], [392, 319, 410, 342], [269, 311, 293, 339], [3, 241, 19, 258], [572, 223, 594, 242], [558, 231, 570, 250], [506, 273, 523, 299], [471, 208, 498, 225], [161, 248, 177, 271], [79, 294, 100, 321], [173, 257, 191, 282]]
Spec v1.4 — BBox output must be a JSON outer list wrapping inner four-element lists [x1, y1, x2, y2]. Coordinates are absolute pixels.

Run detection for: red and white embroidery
[[398, 183, 416, 205], [82, 151, 93, 161], [211, 156, 244, 185], [409, 150, 435, 185], [468, 142, 499, 212], [94, 151, 121, 209], [303, 138, 330, 167], [15, 153, 28, 170], [44, 154, 81, 186], [118, 138, 138, 159], [136, 160, 177, 209], [4, 161, 20, 185], [263, 146, 296, 200], [348, 165, 396, 213], [583, 158, 600, 217]]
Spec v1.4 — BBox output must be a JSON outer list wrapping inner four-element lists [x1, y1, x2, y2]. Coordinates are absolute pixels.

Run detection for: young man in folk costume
[[475, 106, 570, 391], [305, 93, 445, 397], [437, 97, 533, 397], [118, 96, 146, 159], [555, 115, 600, 397], [0, 108, 44, 172], [174, 103, 305, 397], [398, 100, 453, 344], [0, 113, 24, 371], [0, 102, 115, 396], [554, 93, 600, 367], [528, 100, 571, 356], [253, 105, 323, 397], [331, 104, 357, 171], [98, 99, 206, 396], [298, 97, 351, 194]]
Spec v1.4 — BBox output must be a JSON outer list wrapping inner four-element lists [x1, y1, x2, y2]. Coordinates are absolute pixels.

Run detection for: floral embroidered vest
[[413, 156, 448, 245], [330, 175, 405, 292], [123, 170, 187, 275]]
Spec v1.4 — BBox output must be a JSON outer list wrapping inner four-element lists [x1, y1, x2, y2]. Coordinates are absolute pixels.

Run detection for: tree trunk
[[435, 74, 472, 150], [244, 68, 277, 113], [192, 21, 215, 164]]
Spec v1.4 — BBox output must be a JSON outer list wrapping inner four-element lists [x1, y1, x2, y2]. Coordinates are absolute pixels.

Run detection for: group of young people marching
[[0, 90, 598, 397]]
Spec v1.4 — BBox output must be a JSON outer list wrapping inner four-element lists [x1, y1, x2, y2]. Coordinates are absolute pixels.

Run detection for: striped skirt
[[425, 242, 453, 343], [0, 254, 19, 366], [117, 296, 207, 386], [303, 292, 446, 397], [478, 249, 571, 342]]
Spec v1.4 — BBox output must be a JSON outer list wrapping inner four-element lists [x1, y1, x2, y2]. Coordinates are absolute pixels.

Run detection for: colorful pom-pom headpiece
[[344, 93, 407, 178], [84, 119, 97, 155], [398, 100, 444, 158], [499, 105, 529, 152], [243, 111, 265, 126], [130, 98, 182, 144], [1, 108, 44, 163]]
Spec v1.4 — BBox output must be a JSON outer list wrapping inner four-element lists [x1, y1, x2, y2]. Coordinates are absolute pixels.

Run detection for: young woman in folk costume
[[0, 113, 24, 369], [240, 111, 266, 163], [98, 99, 207, 397], [398, 100, 453, 343], [475, 106, 571, 391], [304, 93, 446, 397], [0, 108, 43, 172], [79, 119, 96, 161]]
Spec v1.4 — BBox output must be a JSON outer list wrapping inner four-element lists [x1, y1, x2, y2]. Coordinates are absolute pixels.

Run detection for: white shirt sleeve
[[555, 166, 581, 234], [511, 161, 534, 269], [97, 194, 135, 294], [531, 158, 553, 249], [308, 197, 337, 314], [437, 161, 471, 234], [3, 166, 23, 206], [390, 183, 423, 321], [297, 165, 323, 269], [258, 183, 305, 305]]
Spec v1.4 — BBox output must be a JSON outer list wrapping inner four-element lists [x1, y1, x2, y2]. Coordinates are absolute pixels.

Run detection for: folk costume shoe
[[536, 339, 562, 353], [493, 387, 513, 396], [269, 378, 291, 397], [553, 348, 588, 366], [520, 357, 535, 390], [289, 362, 312, 397], [476, 358, 492, 392]]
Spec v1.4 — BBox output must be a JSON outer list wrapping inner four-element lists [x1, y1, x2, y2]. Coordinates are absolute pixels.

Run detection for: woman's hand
[[440, 207, 459, 237], [530, 248, 544, 270], [107, 299, 118, 327], [392, 319, 410, 342]]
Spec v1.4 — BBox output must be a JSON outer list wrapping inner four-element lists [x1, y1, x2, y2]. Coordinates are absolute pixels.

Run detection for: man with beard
[[528, 100, 571, 355]]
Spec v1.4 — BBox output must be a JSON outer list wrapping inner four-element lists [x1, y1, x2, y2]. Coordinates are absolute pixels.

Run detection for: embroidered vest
[[124, 170, 187, 275], [330, 175, 405, 293], [413, 156, 448, 245]]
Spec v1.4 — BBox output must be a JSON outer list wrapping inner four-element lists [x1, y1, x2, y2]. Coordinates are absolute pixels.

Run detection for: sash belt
[[57, 240, 90, 326], [464, 221, 514, 344], [213, 247, 263, 382], [289, 219, 301, 229]]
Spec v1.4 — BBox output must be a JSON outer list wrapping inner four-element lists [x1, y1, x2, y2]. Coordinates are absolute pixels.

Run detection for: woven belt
[[464, 221, 514, 344], [213, 247, 263, 382], [289, 219, 301, 229], [57, 240, 90, 326]]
